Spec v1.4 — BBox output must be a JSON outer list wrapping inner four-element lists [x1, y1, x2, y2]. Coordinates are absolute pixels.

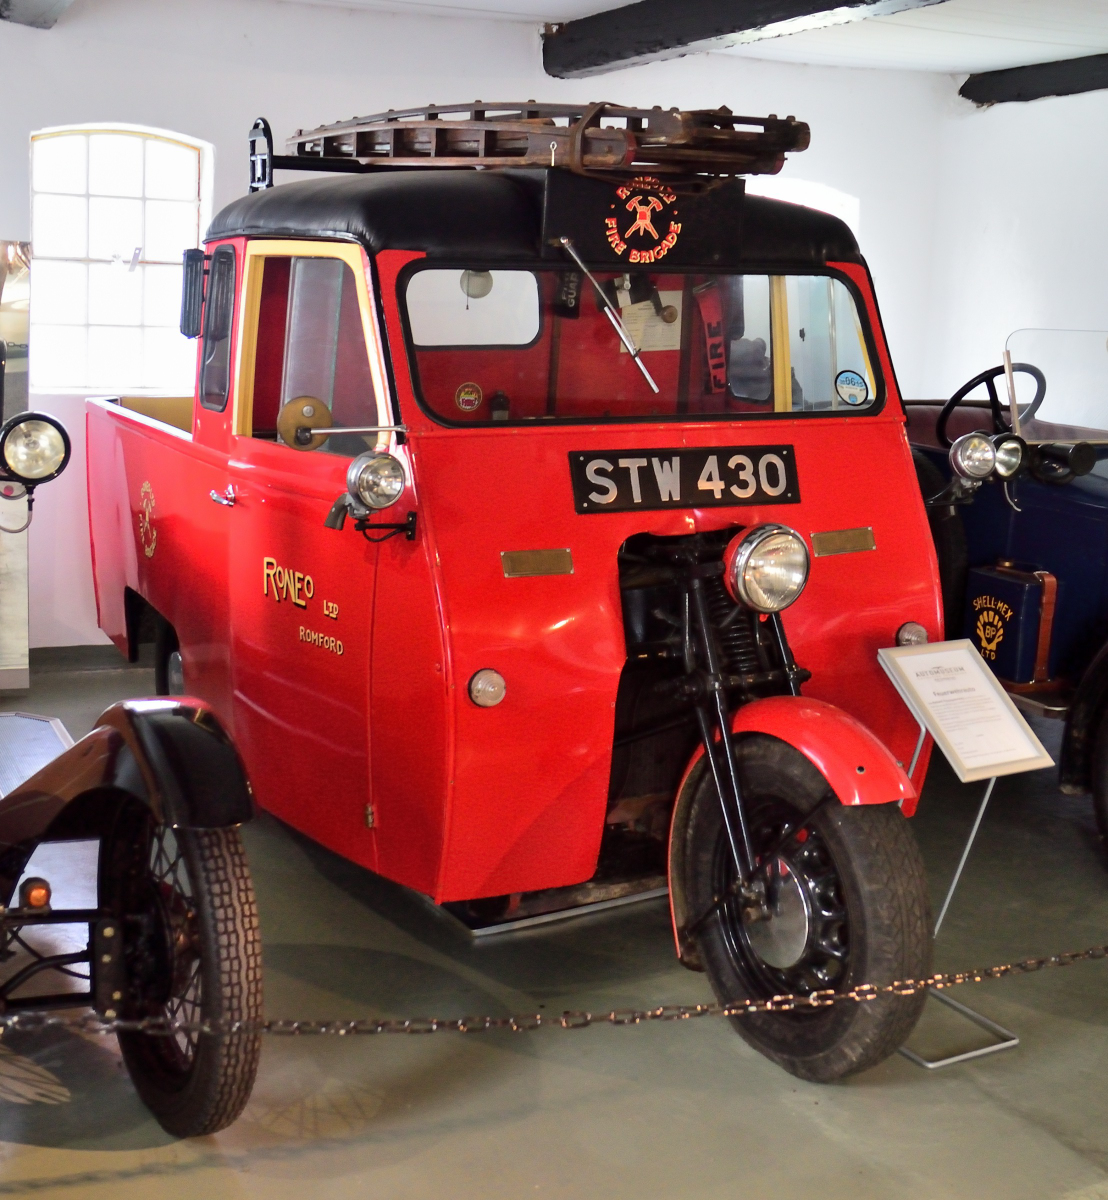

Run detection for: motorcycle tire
[[101, 803, 262, 1137], [685, 734, 932, 1082]]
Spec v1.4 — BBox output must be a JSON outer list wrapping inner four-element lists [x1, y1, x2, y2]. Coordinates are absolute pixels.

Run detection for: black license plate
[[569, 446, 799, 514]]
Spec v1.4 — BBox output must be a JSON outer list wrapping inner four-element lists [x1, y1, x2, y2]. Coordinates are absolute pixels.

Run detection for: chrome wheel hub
[[744, 856, 810, 969]]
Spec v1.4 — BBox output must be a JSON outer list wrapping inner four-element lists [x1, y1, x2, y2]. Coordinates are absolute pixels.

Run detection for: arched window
[[745, 177, 861, 237], [28, 124, 213, 394]]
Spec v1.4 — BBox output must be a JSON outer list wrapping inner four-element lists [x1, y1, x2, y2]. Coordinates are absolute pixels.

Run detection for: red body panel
[[87, 241, 942, 905], [224, 437, 380, 872], [86, 406, 234, 718]]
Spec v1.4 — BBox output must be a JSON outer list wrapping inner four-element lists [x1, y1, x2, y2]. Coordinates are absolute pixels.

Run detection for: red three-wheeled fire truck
[[80, 103, 943, 1118]]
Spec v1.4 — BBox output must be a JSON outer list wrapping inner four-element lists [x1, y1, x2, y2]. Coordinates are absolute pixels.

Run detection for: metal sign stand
[[877, 641, 1053, 1070], [898, 733, 1019, 1069]]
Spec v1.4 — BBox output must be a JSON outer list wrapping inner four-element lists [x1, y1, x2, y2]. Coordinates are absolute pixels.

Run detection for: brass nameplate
[[501, 549, 574, 578], [811, 527, 876, 557]]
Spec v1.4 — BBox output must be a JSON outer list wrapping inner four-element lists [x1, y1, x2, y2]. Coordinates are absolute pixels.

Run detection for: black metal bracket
[[766, 612, 806, 697], [355, 511, 417, 544], [92, 918, 125, 1017], [0, 949, 89, 1003], [249, 118, 275, 192], [0, 907, 105, 1007], [924, 476, 981, 513]]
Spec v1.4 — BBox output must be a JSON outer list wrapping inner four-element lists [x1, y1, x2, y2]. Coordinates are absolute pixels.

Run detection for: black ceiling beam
[[960, 52, 1108, 106], [0, 0, 77, 29], [543, 0, 948, 78]]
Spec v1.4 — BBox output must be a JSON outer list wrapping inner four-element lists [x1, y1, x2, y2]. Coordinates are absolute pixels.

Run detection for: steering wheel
[[936, 362, 1047, 448]]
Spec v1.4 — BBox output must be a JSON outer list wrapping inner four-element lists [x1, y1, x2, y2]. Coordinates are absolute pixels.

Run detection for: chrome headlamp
[[723, 524, 810, 613], [992, 433, 1026, 479], [347, 452, 405, 510], [0, 412, 70, 486], [949, 432, 996, 481]]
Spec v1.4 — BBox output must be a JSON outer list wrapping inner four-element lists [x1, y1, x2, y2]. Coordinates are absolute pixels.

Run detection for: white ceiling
[[284, 0, 1108, 74], [724, 0, 1108, 74], [281, 0, 608, 20]]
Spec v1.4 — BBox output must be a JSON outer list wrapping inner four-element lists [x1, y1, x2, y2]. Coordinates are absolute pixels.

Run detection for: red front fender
[[729, 696, 917, 810], [667, 696, 917, 968]]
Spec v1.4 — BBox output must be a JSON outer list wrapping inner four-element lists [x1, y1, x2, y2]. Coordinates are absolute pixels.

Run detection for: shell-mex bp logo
[[971, 593, 1013, 660], [605, 176, 682, 264], [137, 481, 157, 559]]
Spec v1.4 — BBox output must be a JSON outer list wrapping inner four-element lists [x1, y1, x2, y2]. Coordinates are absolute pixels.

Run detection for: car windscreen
[[1004, 328, 1108, 445], [400, 267, 881, 425]]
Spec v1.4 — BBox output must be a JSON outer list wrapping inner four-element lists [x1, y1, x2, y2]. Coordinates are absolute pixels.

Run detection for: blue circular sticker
[[835, 369, 869, 406]]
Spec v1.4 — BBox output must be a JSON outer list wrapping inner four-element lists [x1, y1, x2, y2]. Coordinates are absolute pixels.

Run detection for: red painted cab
[[87, 103, 941, 1083]]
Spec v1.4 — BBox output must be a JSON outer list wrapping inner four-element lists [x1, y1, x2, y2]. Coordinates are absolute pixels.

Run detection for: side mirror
[[180, 249, 207, 339]]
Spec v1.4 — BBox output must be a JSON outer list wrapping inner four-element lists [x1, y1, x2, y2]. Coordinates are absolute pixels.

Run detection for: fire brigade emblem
[[137, 481, 157, 559], [605, 176, 682, 264], [975, 607, 1005, 657]]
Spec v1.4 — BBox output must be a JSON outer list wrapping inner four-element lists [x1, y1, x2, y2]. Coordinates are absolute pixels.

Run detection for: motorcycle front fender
[[667, 696, 917, 969]]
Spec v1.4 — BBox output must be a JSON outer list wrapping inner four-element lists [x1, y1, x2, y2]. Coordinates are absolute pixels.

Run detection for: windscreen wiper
[[558, 237, 660, 395]]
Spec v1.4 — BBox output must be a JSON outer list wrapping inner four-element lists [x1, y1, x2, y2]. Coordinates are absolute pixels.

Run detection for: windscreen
[[1005, 328, 1108, 444], [402, 267, 879, 424]]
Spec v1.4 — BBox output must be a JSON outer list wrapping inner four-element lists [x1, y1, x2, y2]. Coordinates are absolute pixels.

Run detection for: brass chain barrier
[[2, 943, 1106, 1039]]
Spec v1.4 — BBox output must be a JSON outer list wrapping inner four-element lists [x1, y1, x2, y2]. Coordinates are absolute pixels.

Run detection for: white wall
[[1, 0, 952, 645], [920, 87, 1108, 399]]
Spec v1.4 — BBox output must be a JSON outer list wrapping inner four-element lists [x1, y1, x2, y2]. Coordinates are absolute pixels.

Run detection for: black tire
[[154, 617, 182, 697], [913, 449, 968, 637], [101, 803, 262, 1137], [685, 735, 932, 1082], [1091, 709, 1108, 844]]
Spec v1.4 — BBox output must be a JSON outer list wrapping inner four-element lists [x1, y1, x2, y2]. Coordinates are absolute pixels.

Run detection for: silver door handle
[[209, 487, 235, 507]]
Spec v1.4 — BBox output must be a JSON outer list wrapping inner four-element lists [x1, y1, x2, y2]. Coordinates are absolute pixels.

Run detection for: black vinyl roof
[[206, 169, 862, 268]]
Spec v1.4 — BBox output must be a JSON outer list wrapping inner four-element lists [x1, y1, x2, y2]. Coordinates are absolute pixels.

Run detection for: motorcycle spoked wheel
[[685, 734, 932, 1082], [100, 803, 263, 1137]]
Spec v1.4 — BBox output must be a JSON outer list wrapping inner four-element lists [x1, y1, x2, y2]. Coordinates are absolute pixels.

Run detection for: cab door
[[225, 240, 390, 869]]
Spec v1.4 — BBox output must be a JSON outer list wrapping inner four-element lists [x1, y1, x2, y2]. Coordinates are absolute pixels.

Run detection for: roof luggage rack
[[248, 101, 810, 192]]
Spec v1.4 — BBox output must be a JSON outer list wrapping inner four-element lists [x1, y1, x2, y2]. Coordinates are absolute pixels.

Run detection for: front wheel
[[101, 805, 263, 1137], [1090, 710, 1108, 845], [684, 735, 932, 1081]]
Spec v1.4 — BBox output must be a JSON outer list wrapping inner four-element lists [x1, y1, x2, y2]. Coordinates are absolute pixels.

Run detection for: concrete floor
[[2, 655, 1108, 1199]]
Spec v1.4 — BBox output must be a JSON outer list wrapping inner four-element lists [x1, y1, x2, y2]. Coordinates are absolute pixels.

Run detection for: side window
[[199, 246, 235, 411], [249, 254, 378, 456]]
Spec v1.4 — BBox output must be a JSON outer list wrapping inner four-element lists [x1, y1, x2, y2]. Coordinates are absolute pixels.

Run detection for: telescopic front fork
[[686, 571, 757, 883]]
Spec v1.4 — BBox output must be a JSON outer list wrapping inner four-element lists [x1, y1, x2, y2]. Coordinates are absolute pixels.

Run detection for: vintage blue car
[[908, 328, 1108, 834]]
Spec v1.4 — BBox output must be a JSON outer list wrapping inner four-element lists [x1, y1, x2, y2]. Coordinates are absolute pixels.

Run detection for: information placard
[[878, 639, 1054, 783]]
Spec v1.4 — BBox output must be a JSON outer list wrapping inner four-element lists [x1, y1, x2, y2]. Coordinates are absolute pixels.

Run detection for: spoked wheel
[[685, 735, 932, 1081], [101, 803, 262, 1137]]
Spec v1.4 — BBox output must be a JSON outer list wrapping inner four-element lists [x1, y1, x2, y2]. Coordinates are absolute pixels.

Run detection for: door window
[[248, 254, 378, 456]]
